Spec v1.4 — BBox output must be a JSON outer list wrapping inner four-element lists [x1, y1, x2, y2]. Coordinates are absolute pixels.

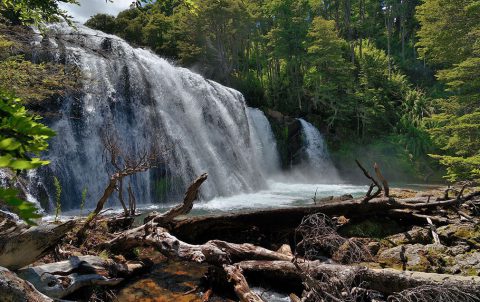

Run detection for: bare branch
[[355, 160, 382, 203]]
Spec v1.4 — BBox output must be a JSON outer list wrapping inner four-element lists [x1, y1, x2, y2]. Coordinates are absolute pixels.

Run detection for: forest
[[0, 0, 480, 301]]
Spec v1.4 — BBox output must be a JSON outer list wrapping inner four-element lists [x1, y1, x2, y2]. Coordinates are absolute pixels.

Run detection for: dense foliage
[[85, 0, 443, 180], [0, 0, 77, 26], [416, 0, 480, 181], [0, 90, 55, 223]]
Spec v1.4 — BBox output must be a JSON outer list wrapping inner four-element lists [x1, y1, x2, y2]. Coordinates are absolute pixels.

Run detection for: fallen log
[[237, 260, 480, 295], [15, 255, 145, 299], [0, 266, 53, 302], [169, 194, 479, 244], [0, 220, 76, 270], [102, 224, 292, 266]]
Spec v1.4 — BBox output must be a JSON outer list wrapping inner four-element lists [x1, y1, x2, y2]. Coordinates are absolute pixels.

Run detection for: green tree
[[304, 17, 354, 129], [0, 0, 77, 26], [417, 0, 480, 181], [84, 13, 116, 34], [0, 91, 55, 224]]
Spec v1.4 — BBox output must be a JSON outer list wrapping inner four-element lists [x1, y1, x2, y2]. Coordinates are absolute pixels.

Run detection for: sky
[[59, 0, 134, 24]]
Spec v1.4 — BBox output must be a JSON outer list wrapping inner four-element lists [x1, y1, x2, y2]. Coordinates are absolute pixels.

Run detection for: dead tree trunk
[[0, 220, 76, 270], [102, 224, 292, 266], [237, 260, 480, 295], [0, 267, 53, 302], [145, 173, 208, 225], [374, 162, 389, 197], [15, 255, 146, 299]]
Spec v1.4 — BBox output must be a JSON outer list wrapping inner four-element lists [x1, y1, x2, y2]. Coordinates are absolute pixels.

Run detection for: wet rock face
[[265, 110, 303, 169]]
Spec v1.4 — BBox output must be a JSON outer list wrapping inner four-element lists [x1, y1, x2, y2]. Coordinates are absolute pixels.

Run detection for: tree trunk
[[237, 260, 480, 295], [0, 220, 76, 270], [15, 255, 145, 299], [0, 266, 52, 302], [145, 173, 208, 225]]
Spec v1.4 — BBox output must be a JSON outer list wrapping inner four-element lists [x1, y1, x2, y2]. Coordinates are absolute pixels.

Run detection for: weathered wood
[[237, 260, 480, 295], [15, 255, 143, 299], [0, 220, 76, 270], [145, 173, 208, 225], [355, 160, 381, 202], [103, 223, 292, 266], [0, 266, 53, 302], [426, 217, 441, 245], [223, 265, 265, 302], [388, 209, 455, 225], [374, 162, 389, 197], [169, 194, 479, 244]]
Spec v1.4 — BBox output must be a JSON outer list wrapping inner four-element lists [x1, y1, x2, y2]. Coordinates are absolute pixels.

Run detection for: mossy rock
[[338, 218, 404, 239], [377, 244, 446, 272], [437, 223, 480, 246], [381, 226, 432, 248]]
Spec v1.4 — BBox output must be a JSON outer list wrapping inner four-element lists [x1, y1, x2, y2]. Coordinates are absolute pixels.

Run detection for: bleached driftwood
[[223, 265, 265, 302], [15, 255, 138, 299], [0, 220, 76, 270], [103, 223, 292, 266], [0, 266, 53, 302]]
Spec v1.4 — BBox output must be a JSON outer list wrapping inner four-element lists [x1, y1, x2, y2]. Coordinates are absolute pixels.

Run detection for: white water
[[193, 181, 365, 212], [297, 119, 339, 181], [247, 108, 281, 175], [20, 23, 367, 215], [33, 24, 281, 210]]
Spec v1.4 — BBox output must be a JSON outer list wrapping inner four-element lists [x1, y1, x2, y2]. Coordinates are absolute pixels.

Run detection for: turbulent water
[[30, 24, 281, 210], [297, 119, 339, 181]]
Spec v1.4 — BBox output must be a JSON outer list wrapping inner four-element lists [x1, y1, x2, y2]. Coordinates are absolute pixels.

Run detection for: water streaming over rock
[[298, 119, 339, 181], [10, 24, 344, 212], [31, 24, 280, 210], [247, 108, 281, 175]]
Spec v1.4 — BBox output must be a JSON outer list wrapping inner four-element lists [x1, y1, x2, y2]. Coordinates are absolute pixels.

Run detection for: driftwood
[[0, 220, 76, 270], [103, 223, 291, 266], [374, 162, 389, 197], [426, 217, 441, 245], [237, 260, 480, 296], [355, 160, 381, 202], [144, 173, 208, 225], [16, 255, 145, 299], [223, 265, 264, 302], [0, 266, 53, 302]]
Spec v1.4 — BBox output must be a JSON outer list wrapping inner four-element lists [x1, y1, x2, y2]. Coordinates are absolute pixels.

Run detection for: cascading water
[[247, 108, 281, 175], [32, 24, 277, 210], [297, 119, 339, 181]]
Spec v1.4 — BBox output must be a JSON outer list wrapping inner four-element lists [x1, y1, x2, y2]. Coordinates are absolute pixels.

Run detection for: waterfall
[[247, 108, 281, 176], [298, 119, 339, 181], [32, 24, 274, 210]]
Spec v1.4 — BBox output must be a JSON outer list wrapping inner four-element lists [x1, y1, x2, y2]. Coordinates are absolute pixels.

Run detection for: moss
[[466, 268, 479, 276], [450, 225, 480, 246], [99, 250, 110, 260], [339, 218, 403, 239]]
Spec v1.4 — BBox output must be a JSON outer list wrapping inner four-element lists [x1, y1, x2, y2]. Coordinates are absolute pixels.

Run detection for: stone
[[383, 226, 431, 246]]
